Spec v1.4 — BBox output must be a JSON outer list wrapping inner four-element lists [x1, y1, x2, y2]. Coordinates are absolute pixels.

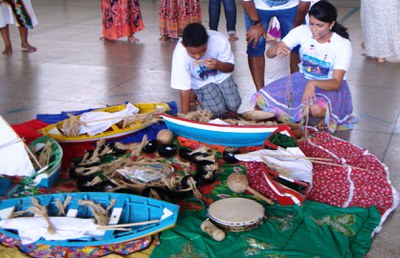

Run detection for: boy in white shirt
[[170, 23, 241, 118]]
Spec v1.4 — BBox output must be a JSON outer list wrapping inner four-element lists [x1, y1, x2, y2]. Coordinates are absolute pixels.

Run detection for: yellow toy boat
[[39, 103, 170, 143]]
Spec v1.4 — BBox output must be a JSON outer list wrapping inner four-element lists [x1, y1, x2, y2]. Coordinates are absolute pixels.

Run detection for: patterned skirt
[[158, 0, 202, 39], [0, 0, 38, 28], [251, 72, 354, 132], [100, 0, 145, 40]]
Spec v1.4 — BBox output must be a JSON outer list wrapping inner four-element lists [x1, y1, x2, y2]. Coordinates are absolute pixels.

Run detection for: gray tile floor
[[1, 0, 399, 256]]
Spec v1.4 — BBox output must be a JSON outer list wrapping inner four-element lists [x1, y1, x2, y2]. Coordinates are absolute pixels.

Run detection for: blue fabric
[[209, 0, 237, 33], [245, 6, 298, 56], [36, 101, 178, 144]]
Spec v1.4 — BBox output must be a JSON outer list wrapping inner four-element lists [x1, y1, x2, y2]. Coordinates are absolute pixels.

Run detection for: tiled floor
[[1, 0, 399, 256]]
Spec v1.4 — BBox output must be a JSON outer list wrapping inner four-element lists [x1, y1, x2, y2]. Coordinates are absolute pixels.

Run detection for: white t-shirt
[[171, 30, 234, 90], [253, 0, 312, 11], [282, 25, 352, 80]]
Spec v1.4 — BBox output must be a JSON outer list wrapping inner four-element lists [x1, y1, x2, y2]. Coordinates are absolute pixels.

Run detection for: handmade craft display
[[1, 107, 398, 258]]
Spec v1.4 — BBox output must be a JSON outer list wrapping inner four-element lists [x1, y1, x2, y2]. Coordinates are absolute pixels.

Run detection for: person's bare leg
[[377, 57, 386, 63], [1, 25, 13, 55], [248, 55, 265, 91], [290, 52, 301, 73], [19, 27, 36, 52]]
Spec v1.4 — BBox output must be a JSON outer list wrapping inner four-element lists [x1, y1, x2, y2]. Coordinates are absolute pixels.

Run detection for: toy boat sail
[[0, 192, 179, 246], [160, 113, 287, 147], [0, 116, 63, 190], [39, 102, 171, 143], [0, 115, 36, 177]]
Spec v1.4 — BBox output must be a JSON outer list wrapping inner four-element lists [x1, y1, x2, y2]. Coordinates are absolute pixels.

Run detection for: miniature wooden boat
[[0, 192, 179, 246], [28, 136, 63, 188], [160, 114, 286, 147], [0, 116, 63, 192], [39, 103, 170, 143]]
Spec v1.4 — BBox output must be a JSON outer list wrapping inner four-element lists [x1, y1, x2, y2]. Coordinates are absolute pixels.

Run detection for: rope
[[78, 199, 116, 226], [55, 196, 73, 216], [29, 197, 56, 234]]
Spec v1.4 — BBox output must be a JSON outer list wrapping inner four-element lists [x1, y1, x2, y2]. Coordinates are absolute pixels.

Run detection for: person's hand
[[246, 24, 264, 48], [275, 44, 290, 57], [302, 80, 317, 105], [203, 58, 218, 69]]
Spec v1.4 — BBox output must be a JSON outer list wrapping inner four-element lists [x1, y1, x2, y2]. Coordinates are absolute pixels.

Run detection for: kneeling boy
[[170, 23, 241, 117]]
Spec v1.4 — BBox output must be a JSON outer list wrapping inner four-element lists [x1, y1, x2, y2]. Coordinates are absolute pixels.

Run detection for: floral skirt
[[158, 0, 201, 38], [251, 72, 354, 132], [100, 0, 145, 40]]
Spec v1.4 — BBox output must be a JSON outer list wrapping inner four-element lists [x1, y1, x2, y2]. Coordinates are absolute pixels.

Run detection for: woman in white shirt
[[251, 0, 353, 133]]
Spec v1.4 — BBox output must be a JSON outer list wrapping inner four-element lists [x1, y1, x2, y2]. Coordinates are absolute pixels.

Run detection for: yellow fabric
[[0, 245, 29, 258], [103, 244, 154, 257], [0, 243, 155, 258]]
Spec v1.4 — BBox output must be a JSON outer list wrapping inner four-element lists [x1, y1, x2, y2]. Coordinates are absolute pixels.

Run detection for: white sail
[[0, 116, 35, 176]]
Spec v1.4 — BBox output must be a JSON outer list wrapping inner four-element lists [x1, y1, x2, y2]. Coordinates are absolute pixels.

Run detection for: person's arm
[[266, 41, 291, 58], [302, 70, 346, 103], [203, 59, 234, 73], [180, 89, 192, 114], [292, 1, 311, 28], [242, 0, 264, 48]]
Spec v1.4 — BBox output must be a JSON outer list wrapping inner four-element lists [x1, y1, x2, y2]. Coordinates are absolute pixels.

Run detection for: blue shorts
[[245, 6, 298, 57]]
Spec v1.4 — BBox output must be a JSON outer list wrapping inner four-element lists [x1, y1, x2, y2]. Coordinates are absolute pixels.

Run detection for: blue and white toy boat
[[160, 114, 286, 147], [0, 192, 179, 246]]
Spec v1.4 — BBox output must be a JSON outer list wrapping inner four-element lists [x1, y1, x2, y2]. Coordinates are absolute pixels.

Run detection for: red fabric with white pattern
[[246, 131, 397, 216]]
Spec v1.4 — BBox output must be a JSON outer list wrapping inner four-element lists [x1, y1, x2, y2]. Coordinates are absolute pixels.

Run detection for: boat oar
[[235, 152, 332, 162], [97, 219, 160, 230]]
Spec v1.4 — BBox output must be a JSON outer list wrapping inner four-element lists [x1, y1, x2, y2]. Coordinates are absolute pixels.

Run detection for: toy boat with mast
[[0, 116, 63, 190]]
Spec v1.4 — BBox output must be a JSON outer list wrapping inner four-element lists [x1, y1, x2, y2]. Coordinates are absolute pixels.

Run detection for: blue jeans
[[209, 0, 237, 34], [245, 6, 298, 56]]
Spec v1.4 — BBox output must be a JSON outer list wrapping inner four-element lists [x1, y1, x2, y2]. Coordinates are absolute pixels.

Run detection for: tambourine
[[207, 198, 265, 232]]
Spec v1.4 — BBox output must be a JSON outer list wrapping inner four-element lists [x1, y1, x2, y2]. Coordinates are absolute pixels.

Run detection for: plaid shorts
[[193, 76, 242, 117]]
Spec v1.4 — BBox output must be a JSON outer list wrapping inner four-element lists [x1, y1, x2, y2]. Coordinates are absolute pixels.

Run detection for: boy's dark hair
[[182, 23, 209, 47], [309, 0, 349, 39]]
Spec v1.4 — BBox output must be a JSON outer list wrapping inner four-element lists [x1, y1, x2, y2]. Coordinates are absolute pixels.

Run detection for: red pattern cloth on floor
[[246, 131, 398, 220]]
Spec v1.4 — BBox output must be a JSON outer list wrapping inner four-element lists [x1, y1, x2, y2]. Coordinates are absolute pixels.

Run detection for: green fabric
[[151, 201, 380, 258], [265, 132, 298, 149]]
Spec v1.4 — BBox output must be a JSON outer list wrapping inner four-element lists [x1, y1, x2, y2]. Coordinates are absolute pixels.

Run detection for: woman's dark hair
[[182, 23, 209, 47], [309, 0, 350, 39]]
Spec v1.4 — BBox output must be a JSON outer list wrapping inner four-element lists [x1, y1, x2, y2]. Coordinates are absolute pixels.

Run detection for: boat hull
[[39, 103, 170, 143], [0, 192, 179, 246], [160, 114, 284, 147], [30, 136, 63, 188]]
